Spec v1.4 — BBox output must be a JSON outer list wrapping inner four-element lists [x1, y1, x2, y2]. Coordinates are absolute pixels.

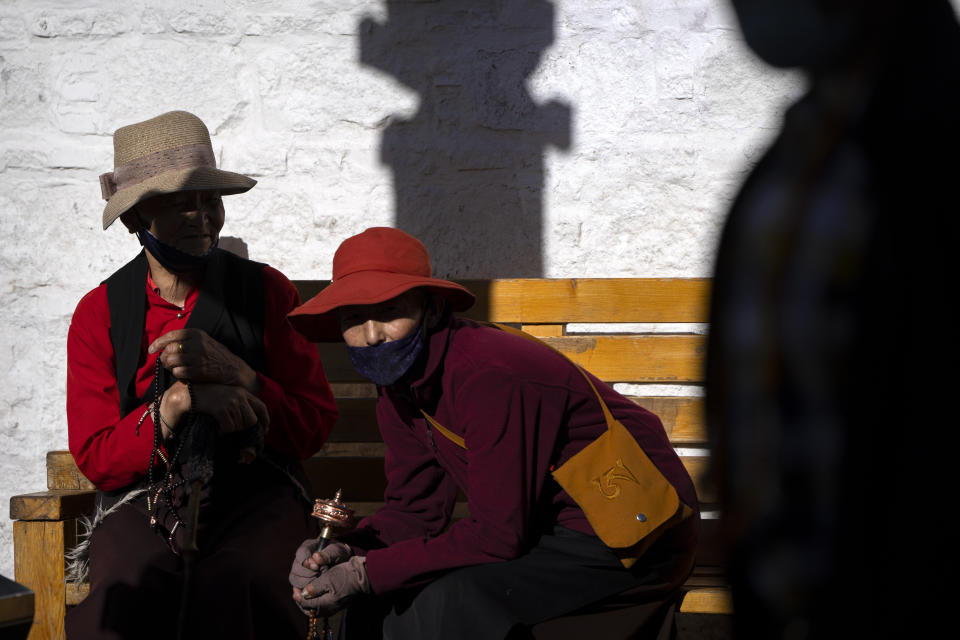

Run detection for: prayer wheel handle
[[307, 490, 355, 640]]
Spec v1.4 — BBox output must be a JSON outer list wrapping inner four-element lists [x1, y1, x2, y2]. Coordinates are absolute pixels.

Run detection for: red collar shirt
[[67, 263, 338, 490]]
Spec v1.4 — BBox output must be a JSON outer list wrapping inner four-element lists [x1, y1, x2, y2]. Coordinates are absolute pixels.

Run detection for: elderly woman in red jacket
[[286, 227, 699, 640], [65, 111, 338, 639]]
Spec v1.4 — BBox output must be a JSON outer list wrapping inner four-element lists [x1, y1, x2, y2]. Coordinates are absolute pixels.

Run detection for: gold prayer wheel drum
[[311, 489, 355, 538]]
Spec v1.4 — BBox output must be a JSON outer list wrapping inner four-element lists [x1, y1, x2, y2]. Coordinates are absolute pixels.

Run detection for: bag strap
[[420, 411, 467, 449], [486, 322, 617, 429], [420, 322, 617, 451]]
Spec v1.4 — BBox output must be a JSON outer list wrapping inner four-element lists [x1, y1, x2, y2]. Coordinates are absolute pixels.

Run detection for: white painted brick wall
[[0, 0, 812, 578]]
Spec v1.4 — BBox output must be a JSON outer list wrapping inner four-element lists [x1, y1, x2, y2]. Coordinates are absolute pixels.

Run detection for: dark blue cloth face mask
[[347, 317, 426, 386], [137, 228, 218, 273]]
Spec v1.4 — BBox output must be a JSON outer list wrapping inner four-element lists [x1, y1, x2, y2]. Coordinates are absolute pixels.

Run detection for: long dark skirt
[[66, 461, 316, 640], [341, 519, 697, 640]]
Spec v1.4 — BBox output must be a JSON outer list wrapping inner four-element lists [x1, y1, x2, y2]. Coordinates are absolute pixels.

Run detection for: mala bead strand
[[145, 356, 199, 552], [148, 357, 163, 511]]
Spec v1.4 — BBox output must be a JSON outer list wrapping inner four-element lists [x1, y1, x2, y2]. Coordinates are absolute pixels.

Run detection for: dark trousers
[[342, 523, 696, 640], [66, 462, 315, 640]]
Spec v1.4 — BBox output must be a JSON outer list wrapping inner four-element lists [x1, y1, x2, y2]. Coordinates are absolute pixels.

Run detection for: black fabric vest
[[105, 248, 267, 414], [99, 249, 311, 511]]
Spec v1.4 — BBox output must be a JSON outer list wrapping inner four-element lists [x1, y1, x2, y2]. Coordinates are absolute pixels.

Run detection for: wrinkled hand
[[149, 329, 258, 392], [289, 540, 353, 590], [158, 381, 269, 438], [294, 556, 370, 616], [190, 382, 270, 434]]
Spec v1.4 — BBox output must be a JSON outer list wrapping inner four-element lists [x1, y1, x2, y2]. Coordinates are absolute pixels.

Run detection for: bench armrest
[[9, 490, 96, 522]]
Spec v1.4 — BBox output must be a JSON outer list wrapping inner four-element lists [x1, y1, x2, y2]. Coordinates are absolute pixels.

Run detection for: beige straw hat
[[99, 110, 256, 230]]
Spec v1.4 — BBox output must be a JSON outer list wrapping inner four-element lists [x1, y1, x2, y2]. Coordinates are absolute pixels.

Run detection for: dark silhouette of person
[[359, 0, 570, 278], [707, 1, 959, 637]]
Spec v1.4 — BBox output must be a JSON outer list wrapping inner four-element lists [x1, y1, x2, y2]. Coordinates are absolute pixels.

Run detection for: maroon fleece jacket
[[350, 316, 698, 594]]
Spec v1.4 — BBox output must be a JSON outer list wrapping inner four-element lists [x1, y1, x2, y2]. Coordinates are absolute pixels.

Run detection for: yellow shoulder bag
[[420, 323, 693, 567]]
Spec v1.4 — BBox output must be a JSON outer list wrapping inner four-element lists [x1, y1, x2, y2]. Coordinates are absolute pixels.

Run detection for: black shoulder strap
[[105, 251, 149, 415], [189, 249, 267, 375], [105, 249, 268, 415], [222, 249, 266, 374], [185, 249, 229, 342]]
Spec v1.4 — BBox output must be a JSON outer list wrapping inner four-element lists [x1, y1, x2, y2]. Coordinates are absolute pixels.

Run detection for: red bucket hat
[[287, 227, 476, 341]]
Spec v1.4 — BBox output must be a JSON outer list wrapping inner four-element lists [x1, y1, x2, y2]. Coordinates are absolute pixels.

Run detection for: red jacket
[[352, 316, 698, 594], [67, 263, 338, 490]]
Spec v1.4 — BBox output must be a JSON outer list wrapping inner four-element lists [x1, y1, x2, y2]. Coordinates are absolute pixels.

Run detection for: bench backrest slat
[[327, 396, 706, 444], [294, 278, 711, 324], [315, 335, 705, 384]]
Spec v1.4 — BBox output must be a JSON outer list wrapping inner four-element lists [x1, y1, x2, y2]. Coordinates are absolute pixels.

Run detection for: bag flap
[[552, 420, 680, 551]]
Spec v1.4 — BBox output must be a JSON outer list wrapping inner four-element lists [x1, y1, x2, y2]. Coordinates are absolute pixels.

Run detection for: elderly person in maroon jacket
[[286, 227, 699, 640]]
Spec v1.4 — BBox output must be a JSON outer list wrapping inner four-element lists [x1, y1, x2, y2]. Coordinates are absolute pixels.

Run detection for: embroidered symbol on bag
[[594, 458, 641, 499]]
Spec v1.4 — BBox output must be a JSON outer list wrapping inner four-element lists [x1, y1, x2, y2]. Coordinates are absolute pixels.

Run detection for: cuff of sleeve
[[257, 372, 305, 457], [256, 372, 285, 414], [362, 548, 391, 595], [362, 541, 427, 595], [85, 405, 158, 491], [134, 413, 160, 475]]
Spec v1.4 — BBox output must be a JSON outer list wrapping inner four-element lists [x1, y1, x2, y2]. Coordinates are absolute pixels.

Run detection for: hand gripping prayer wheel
[[308, 490, 355, 640]]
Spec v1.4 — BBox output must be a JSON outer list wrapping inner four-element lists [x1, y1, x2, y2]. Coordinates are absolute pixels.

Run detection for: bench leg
[[13, 520, 73, 640]]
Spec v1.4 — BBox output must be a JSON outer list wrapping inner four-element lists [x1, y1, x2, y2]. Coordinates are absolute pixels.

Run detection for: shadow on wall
[[219, 236, 249, 259], [359, 0, 571, 278]]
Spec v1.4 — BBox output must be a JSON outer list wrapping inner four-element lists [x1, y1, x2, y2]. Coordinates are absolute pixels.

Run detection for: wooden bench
[[9, 278, 731, 640]]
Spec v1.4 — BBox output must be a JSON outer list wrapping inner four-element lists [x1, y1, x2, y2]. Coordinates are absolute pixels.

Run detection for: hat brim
[[101, 166, 256, 230], [288, 271, 476, 342]]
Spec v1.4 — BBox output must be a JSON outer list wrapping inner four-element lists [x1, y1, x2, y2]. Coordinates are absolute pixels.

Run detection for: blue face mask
[[137, 228, 218, 273], [347, 317, 427, 387]]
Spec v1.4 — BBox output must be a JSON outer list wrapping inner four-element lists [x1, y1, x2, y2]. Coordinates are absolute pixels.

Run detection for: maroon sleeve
[[345, 394, 460, 555], [258, 265, 338, 459], [364, 369, 555, 594], [67, 286, 157, 490]]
